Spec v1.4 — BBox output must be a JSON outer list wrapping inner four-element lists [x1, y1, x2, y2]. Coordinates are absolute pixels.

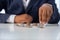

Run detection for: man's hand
[[14, 14, 33, 24], [39, 4, 53, 24]]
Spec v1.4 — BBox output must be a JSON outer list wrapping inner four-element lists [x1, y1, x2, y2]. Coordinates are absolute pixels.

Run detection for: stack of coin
[[16, 23, 24, 27], [40, 23, 44, 28], [16, 23, 46, 28]]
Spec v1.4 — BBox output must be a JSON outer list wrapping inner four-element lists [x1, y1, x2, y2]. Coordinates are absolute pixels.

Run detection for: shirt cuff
[[7, 15, 16, 23], [42, 3, 52, 8]]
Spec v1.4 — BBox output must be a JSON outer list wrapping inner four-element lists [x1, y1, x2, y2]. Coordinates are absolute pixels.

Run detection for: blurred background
[[55, 0, 60, 13], [55, 0, 60, 24]]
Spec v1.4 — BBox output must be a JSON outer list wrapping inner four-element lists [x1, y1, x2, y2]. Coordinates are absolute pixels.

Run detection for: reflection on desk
[[0, 24, 60, 40]]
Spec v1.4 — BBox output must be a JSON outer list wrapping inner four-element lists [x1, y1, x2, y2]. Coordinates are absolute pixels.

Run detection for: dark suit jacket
[[0, 0, 59, 23]]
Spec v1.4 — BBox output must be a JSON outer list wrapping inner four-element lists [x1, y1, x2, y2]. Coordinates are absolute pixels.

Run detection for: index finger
[[39, 7, 43, 23]]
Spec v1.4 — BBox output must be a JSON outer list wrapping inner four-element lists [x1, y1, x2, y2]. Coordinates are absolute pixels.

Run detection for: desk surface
[[0, 24, 60, 40]]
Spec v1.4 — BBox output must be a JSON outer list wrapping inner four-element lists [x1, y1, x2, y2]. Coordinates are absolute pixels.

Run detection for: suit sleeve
[[0, 0, 10, 23], [47, 0, 60, 24]]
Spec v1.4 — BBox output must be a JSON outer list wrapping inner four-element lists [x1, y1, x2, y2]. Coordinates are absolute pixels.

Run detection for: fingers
[[42, 8, 47, 24], [46, 6, 53, 22], [20, 14, 33, 25], [25, 15, 33, 27], [39, 5, 53, 24], [39, 7, 42, 23], [39, 7, 47, 24]]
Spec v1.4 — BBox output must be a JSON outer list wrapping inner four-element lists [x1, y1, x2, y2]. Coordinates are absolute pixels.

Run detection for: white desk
[[0, 24, 60, 40]]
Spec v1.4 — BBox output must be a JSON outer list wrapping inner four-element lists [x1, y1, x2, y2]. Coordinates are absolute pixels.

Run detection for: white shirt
[[7, 0, 30, 23], [23, 0, 30, 9]]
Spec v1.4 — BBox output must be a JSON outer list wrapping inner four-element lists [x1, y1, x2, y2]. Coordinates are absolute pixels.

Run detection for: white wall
[[55, 0, 60, 13]]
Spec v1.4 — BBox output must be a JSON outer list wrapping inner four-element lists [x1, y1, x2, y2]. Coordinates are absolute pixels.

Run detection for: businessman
[[0, 0, 59, 24]]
